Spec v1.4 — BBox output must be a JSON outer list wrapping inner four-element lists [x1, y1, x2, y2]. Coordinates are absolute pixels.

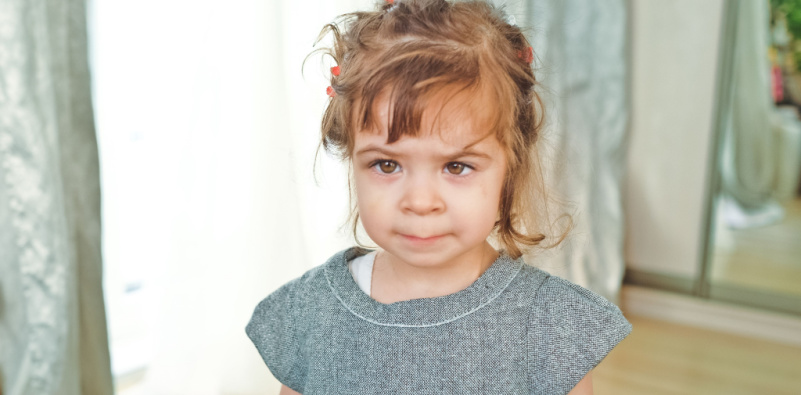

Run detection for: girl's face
[[352, 92, 507, 269]]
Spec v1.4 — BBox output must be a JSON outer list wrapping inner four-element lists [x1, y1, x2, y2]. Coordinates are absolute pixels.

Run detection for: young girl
[[247, 0, 631, 393]]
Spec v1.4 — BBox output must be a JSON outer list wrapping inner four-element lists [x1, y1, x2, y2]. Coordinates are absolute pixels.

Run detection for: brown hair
[[315, 0, 569, 258]]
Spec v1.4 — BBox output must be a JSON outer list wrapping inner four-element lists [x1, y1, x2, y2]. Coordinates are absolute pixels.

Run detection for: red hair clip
[[517, 47, 534, 64], [331, 66, 341, 76], [387, 0, 394, 4], [326, 86, 337, 97]]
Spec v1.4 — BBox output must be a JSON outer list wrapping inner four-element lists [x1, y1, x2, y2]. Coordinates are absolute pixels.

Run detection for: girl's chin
[[381, 246, 484, 269]]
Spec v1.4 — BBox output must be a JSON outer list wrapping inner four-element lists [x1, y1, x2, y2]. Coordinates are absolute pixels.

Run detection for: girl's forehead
[[356, 85, 503, 147]]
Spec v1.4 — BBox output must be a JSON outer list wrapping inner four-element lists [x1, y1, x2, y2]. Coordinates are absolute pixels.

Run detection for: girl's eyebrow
[[443, 149, 492, 161], [354, 144, 492, 161], [354, 145, 400, 158]]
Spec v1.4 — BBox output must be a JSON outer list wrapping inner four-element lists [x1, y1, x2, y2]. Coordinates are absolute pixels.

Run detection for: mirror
[[707, 0, 801, 315]]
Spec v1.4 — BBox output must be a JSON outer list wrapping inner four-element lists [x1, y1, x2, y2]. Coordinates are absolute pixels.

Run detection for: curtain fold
[[0, 0, 113, 394], [523, 0, 629, 301], [722, 0, 775, 209], [718, 0, 790, 230]]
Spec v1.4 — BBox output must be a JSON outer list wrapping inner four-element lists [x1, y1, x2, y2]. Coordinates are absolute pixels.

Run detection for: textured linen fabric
[[247, 248, 631, 394], [0, 0, 113, 393]]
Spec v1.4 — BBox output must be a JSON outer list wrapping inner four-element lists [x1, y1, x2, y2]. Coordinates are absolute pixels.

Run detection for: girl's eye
[[373, 160, 400, 174], [445, 162, 473, 175]]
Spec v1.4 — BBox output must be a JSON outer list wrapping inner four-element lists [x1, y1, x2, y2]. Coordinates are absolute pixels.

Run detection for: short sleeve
[[246, 279, 307, 392], [528, 276, 632, 394]]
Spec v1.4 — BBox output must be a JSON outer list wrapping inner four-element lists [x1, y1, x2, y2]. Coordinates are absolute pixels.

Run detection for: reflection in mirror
[[709, 0, 801, 314]]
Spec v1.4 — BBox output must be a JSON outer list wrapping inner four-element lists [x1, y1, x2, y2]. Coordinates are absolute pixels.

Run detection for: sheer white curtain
[[92, 1, 629, 394], [93, 1, 367, 393]]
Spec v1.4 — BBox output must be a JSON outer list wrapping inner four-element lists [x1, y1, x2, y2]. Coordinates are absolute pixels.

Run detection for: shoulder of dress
[[508, 263, 552, 294], [509, 265, 626, 317], [534, 274, 623, 313], [516, 262, 552, 279], [524, 271, 631, 393]]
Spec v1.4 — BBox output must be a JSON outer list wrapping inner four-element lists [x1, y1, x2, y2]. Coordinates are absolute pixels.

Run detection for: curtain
[[722, 0, 775, 208], [719, 0, 787, 229], [91, 1, 366, 393], [523, 0, 629, 301], [0, 0, 113, 394]]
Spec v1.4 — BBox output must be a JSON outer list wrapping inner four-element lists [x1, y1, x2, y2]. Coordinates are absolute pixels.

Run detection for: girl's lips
[[401, 234, 444, 243]]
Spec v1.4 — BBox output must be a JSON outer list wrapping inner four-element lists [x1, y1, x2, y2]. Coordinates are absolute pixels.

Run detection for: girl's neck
[[370, 242, 500, 304]]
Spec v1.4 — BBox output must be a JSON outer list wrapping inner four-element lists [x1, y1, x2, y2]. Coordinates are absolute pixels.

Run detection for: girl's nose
[[400, 175, 445, 215]]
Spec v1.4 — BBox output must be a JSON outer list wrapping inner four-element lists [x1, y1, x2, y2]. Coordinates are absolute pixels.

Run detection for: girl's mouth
[[400, 234, 445, 244]]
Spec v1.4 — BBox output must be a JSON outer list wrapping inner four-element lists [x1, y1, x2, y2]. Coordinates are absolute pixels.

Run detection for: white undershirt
[[347, 251, 376, 296]]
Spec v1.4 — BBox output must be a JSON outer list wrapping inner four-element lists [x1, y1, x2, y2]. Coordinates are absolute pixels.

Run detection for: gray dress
[[247, 248, 631, 394]]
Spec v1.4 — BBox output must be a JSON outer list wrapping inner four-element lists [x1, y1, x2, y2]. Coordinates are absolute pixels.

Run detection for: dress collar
[[324, 247, 524, 327]]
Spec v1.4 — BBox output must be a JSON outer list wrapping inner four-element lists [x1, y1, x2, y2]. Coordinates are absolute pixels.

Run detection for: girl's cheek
[[356, 177, 391, 204], [359, 173, 391, 193], [364, 198, 387, 214]]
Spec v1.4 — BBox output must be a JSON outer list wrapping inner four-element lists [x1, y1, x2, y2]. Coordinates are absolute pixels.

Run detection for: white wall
[[625, 0, 725, 278]]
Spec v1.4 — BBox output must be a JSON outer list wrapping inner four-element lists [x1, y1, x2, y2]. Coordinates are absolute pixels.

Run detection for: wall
[[625, 0, 725, 278]]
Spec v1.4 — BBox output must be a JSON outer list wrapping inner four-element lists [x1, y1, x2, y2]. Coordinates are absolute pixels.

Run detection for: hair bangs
[[354, 42, 484, 143]]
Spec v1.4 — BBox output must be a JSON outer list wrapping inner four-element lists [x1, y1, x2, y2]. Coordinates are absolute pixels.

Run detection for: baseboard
[[620, 285, 801, 347]]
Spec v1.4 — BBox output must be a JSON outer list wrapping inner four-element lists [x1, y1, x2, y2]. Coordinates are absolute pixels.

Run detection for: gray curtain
[[721, 0, 777, 209], [0, 0, 113, 394], [523, 0, 629, 301]]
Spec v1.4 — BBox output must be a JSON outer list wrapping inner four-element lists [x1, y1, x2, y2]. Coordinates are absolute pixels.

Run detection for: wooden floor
[[711, 198, 801, 297], [594, 315, 801, 395]]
